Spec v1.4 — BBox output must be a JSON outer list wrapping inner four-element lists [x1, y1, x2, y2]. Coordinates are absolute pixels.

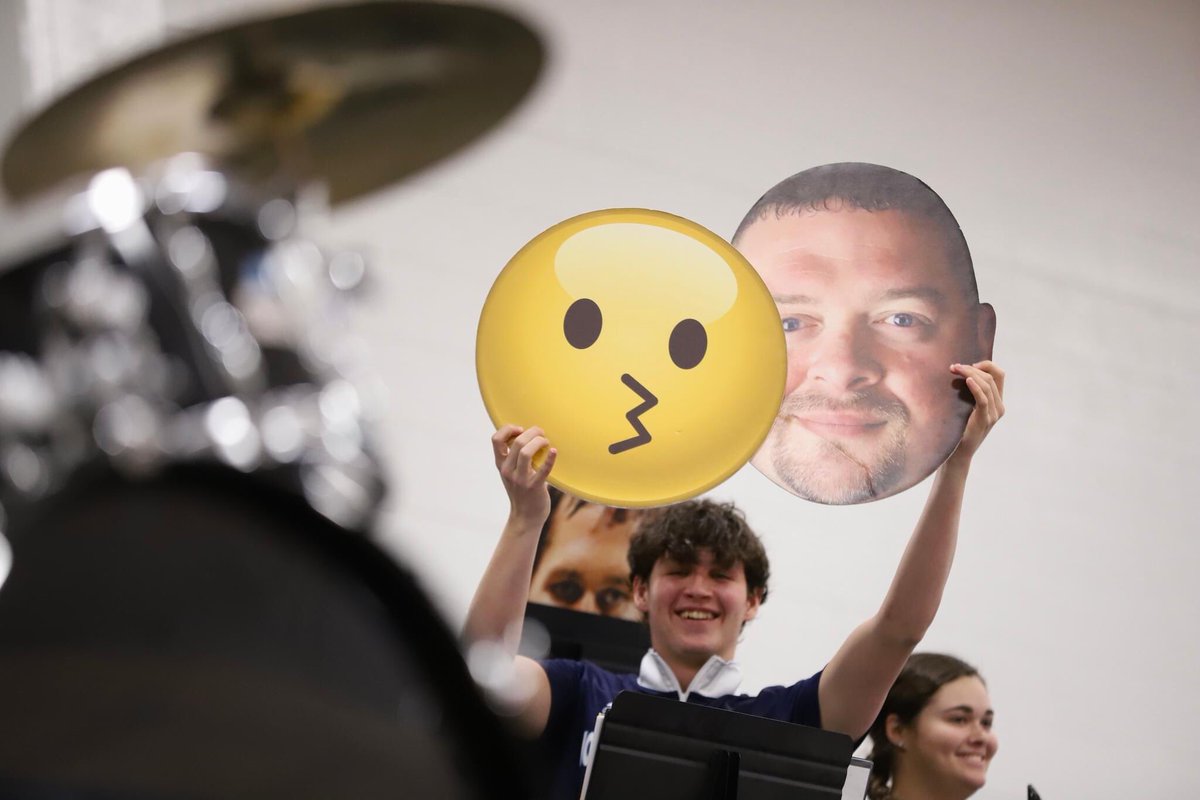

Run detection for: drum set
[[0, 3, 544, 798]]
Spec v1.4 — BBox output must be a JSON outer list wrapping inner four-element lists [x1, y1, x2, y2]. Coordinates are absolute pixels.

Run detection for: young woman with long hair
[[866, 653, 998, 800]]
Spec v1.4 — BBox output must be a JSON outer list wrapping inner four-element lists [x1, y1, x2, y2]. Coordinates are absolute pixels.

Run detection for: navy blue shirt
[[539, 659, 823, 800]]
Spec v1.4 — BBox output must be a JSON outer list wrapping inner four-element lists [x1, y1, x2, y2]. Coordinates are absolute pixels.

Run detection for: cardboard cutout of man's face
[[529, 493, 644, 620], [736, 165, 996, 504]]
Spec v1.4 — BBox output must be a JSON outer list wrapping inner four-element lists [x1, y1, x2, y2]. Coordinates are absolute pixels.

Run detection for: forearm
[[462, 514, 542, 654], [820, 365, 1002, 737], [875, 451, 973, 643], [817, 459, 970, 737]]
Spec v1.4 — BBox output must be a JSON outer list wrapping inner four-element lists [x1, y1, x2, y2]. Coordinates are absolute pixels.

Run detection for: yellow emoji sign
[[476, 209, 785, 507]]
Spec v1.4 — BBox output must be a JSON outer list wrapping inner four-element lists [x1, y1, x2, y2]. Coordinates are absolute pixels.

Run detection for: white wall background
[[3, 1, 1198, 798]]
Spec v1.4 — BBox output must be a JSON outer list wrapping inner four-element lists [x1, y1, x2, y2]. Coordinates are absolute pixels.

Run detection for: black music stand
[[581, 691, 854, 800], [523, 602, 650, 674]]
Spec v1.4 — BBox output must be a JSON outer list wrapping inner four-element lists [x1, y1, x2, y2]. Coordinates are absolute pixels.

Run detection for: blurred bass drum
[[0, 464, 536, 799], [0, 162, 535, 797]]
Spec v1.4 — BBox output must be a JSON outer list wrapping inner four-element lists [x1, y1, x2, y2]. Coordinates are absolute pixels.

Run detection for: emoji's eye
[[669, 318, 706, 369], [564, 298, 602, 349]]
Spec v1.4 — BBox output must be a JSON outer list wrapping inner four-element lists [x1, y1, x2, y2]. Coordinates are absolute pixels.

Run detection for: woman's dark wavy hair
[[866, 652, 983, 800], [626, 499, 770, 602]]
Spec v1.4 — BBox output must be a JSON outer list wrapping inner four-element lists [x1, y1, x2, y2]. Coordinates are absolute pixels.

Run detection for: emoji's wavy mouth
[[609, 373, 657, 454]]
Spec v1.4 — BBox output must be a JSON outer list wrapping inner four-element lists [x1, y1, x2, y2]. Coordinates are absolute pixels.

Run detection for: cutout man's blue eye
[[782, 316, 816, 332]]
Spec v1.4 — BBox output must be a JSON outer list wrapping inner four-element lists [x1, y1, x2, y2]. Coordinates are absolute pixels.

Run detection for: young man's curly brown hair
[[626, 499, 770, 602]]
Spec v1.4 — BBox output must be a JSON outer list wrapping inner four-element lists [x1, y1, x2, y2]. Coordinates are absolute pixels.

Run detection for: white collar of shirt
[[635, 648, 743, 701]]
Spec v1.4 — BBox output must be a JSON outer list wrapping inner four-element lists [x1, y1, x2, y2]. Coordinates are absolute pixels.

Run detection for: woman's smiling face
[[895, 675, 998, 796]]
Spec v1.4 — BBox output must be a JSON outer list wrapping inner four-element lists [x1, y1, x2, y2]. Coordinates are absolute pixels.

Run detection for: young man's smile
[[635, 549, 761, 668]]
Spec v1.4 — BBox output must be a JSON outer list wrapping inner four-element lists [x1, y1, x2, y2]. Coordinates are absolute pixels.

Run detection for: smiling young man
[[624, 499, 770, 692], [464, 362, 1003, 799], [733, 163, 997, 505]]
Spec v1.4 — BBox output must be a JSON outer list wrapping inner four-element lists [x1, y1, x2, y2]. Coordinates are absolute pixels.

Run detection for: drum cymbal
[[1, 1, 543, 205]]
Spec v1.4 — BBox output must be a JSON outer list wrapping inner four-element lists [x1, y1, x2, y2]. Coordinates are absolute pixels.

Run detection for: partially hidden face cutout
[[477, 209, 785, 508], [526, 489, 646, 621], [734, 163, 996, 504]]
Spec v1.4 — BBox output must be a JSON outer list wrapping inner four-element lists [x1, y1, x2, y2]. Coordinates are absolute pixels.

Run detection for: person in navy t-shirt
[[464, 362, 1005, 800]]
